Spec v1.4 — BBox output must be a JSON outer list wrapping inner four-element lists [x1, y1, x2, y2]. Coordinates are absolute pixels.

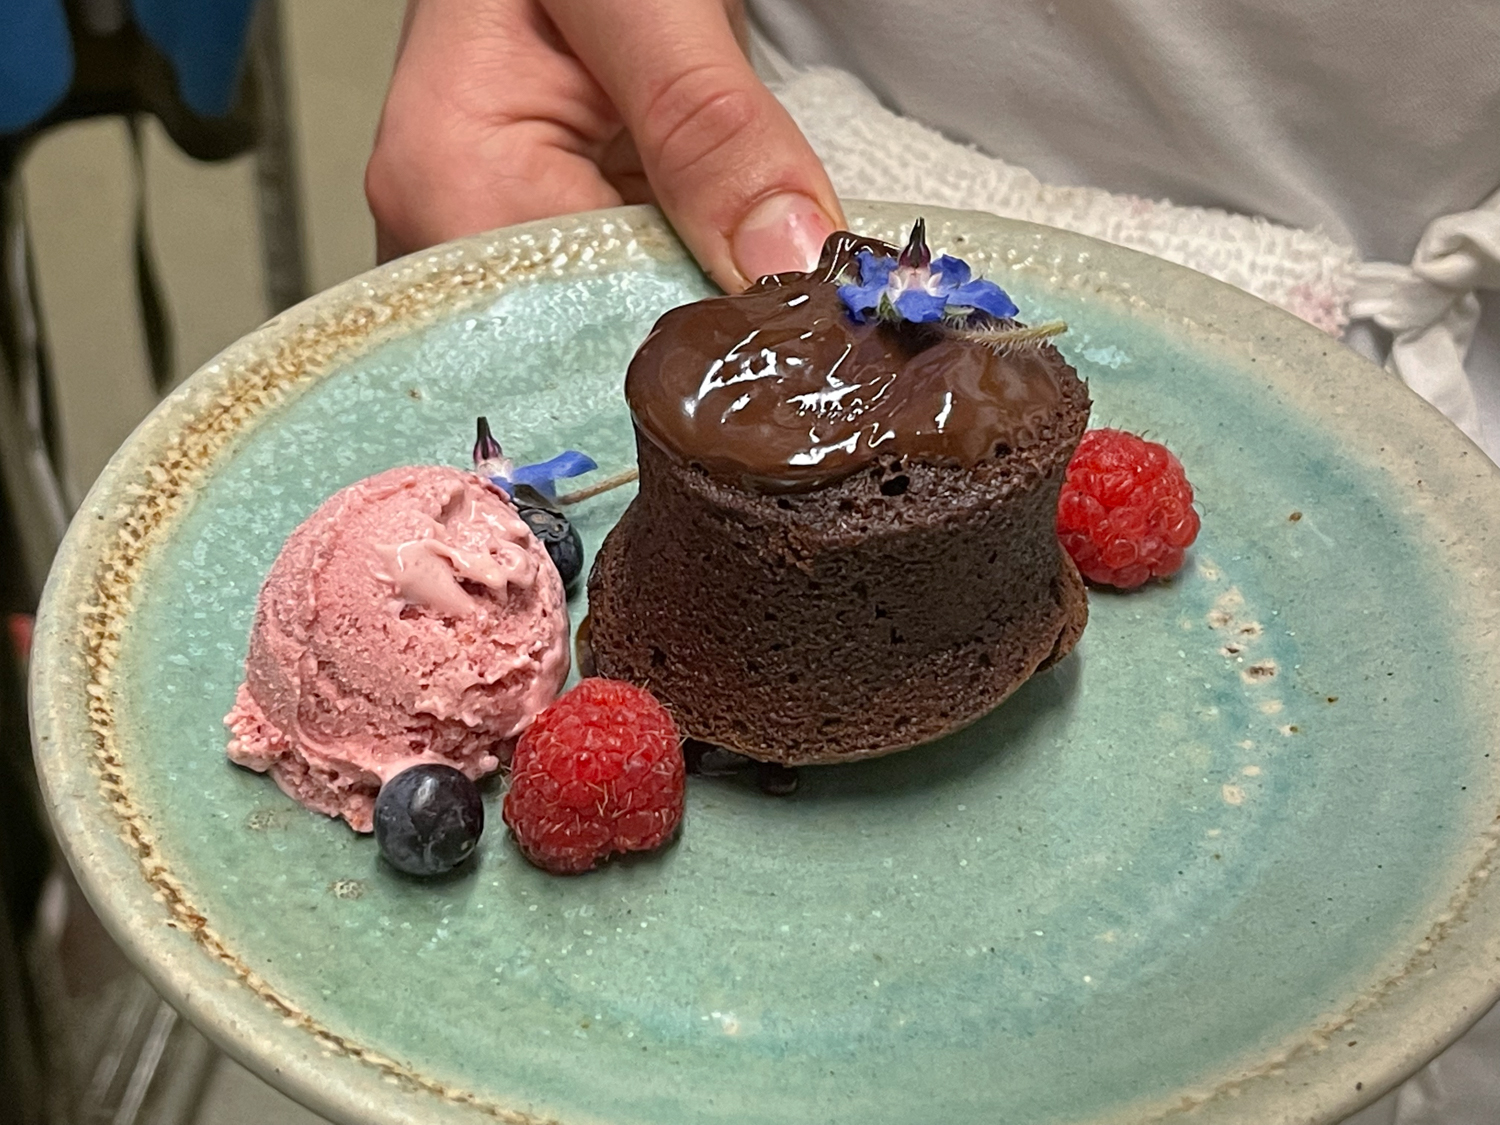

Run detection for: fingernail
[[731, 193, 836, 283]]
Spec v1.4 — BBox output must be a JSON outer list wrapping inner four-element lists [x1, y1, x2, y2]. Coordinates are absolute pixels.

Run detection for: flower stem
[[956, 319, 1069, 352], [556, 466, 640, 505]]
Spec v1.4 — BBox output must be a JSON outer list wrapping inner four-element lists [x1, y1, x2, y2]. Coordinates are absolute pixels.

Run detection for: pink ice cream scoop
[[224, 465, 570, 832]]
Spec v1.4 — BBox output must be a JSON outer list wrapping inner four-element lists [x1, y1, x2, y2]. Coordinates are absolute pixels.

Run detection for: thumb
[[539, 0, 844, 290]]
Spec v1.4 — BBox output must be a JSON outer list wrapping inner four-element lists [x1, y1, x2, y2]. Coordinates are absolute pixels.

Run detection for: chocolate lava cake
[[587, 226, 1091, 765]]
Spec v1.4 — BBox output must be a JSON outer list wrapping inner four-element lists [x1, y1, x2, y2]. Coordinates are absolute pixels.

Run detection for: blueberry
[[755, 762, 801, 796], [683, 740, 755, 777], [374, 765, 484, 876], [516, 505, 584, 593]]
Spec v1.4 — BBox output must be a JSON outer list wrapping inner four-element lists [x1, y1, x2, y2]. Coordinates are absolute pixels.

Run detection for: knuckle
[[363, 129, 419, 229], [638, 62, 758, 179], [363, 147, 398, 224]]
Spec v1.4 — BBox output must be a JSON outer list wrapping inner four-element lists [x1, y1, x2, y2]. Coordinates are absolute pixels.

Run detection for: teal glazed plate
[[31, 203, 1500, 1125]]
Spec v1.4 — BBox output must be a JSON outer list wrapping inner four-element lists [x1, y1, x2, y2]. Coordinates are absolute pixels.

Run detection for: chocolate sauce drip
[[625, 232, 1074, 493]]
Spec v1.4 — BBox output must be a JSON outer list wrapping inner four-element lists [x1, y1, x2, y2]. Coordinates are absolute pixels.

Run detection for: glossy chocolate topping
[[625, 232, 1076, 492]]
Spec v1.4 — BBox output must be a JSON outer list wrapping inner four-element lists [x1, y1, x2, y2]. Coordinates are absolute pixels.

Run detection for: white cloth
[[1350, 190, 1500, 448], [750, 8, 1500, 1121]]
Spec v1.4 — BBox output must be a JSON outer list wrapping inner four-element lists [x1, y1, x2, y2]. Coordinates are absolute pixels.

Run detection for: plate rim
[[29, 200, 1500, 1125]]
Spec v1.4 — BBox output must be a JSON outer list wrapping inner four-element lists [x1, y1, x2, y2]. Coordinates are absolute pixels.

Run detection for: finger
[[540, 0, 844, 290], [725, 0, 750, 53], [599, 131, 656, 207], [367, 0, 627, 261]]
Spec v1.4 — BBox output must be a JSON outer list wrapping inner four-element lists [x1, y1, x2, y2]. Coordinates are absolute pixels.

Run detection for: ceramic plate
[[31, 203, 1500, 1125]]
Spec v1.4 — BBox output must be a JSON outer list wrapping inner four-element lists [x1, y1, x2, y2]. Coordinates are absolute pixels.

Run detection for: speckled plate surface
[[31, 203, 1500, 1125]]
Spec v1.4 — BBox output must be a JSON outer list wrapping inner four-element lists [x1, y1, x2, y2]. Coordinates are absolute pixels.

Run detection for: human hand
[[365, 0, 845, 291]]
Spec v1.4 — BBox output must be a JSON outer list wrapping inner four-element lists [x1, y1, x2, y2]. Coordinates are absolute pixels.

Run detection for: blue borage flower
[[837, 218, 1018, 325], [472, 417, 596, 500]]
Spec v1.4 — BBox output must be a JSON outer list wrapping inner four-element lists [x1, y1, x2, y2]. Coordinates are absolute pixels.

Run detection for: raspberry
[[1057, 428, 1200, 589], [503, 679, 684, 874]]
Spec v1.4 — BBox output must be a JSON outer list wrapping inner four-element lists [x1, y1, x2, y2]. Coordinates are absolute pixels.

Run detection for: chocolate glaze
[[626, 232, 1073, 493]]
